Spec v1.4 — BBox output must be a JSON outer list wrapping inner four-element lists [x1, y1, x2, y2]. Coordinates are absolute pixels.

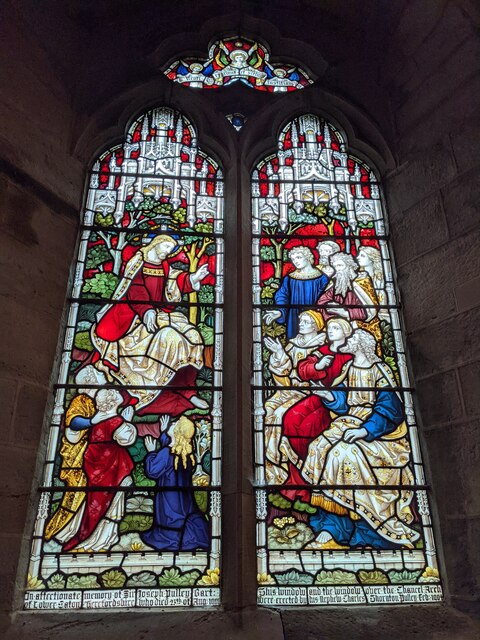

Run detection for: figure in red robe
[[91, 235, 210, 429], [280, 318, 353, 505], [63, 389, 136, 552]]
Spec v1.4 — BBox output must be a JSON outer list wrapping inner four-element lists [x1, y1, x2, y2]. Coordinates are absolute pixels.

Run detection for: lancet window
[[252, 114, 443, 606], [25, 107, 223, 610]]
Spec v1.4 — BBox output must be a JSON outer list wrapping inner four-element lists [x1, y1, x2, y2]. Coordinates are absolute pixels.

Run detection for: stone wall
[[0, 173, 78, 619], [383, 0, 480, 616]]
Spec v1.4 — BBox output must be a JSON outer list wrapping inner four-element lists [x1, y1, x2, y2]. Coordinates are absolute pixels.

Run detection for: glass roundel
[[252, 114, 442, 607], [25, 107, 223, 610]]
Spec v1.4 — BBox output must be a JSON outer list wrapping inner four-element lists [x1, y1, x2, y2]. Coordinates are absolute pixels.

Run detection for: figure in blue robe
[[275, 272, 328, 338], [310, 384, 406, 549], [302, 350, 418, 550], [140, 429, 209, 551]]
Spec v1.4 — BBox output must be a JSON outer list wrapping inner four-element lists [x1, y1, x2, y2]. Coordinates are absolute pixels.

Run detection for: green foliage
[[126, 571, 157, 588], [268, 522, 314, 549], [315, 570, 358, 585], [384, 356, 398, 374], [268, 492, 292, 510], [100, 569, 127, 588], [171, 206, 187, 224], [205, 242, 216, 256], [194, 222, 214, 234], [198, 285, 214, 304], [380, 319, 395, 357], [196, 368, 213, 386], [262, 322, 285, 339], [95, 212, 114, 227], [119, 514, 153, 533], [83, 272, 119, 298], [66, 574, 100, 589], [288, 211, 319, 225], [201, 450, 212, 475], [128, 439, 148, 463], [131, 464, 156, 487], [194, 491, 208, 513], [261, 285, 278, 302], [74, 330, 93, 352], [275, 570, 313, 585], [50, 502, 60, 515], [86, 244, 112, 269], [198, 322, 214, 345], [47, 573, 66, 589], [78, 304, 99, 323], [388, 569, 422, 584], [158, 568, 201, 587], [260, 245, 276, 261], [358, 569, 389, 585]]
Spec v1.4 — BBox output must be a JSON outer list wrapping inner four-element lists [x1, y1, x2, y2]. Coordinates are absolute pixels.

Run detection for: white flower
[[126, 495, 153, 513]]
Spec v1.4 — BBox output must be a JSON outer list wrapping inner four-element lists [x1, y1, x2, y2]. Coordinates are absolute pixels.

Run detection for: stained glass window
[[252, 114, 443, 606], [165, 36, 312, 93], [25, 107, 223, 610]]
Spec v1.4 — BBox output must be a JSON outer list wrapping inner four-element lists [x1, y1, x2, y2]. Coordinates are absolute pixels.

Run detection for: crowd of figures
[[45, 234, 212, 554], [262, 240, 419, 551]]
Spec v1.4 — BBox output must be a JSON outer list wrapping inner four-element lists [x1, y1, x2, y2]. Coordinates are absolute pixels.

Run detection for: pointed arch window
[[252, 114, 442, 606], [23, 38, 444, 613], [25, 107, 224, 610]]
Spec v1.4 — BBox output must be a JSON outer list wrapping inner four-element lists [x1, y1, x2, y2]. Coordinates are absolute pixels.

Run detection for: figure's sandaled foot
[[305, 531, 349, 550], [190, 395, 209, 409]]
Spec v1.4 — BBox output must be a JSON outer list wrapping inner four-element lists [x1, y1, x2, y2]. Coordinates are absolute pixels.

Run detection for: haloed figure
[[91, 234, 210, 420], [141, 415, 209, 551]]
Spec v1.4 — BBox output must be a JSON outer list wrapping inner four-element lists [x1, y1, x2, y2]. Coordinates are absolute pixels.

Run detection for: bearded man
[[317, 252, 379, 336], [316, 240, 340, 276]]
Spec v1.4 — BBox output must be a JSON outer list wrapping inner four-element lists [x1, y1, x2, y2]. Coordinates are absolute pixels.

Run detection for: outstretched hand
[[191, 263, 210, 286], [343, 427, 368, 443], [121, 406, 134, 421], [315, 355, 334, 370], [263, 310, 281, 325], [144, 435, 157, 452], [264, 336, 284, 355], [143, 309, 158, 333], [160, 415, 170, 432]]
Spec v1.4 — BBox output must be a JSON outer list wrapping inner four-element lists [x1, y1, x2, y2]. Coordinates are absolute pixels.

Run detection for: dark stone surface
[[416, 370, 463, 427], [424, 419, 480, 516], [455, 275, 480, 314], [2, 608, 284, 640], [450, 113, 480, 174], [441, 516, 480, 599], [385, 142, 458, 213], [10, 384, 48, 449], [282, 605, 480, 639], [458, 360, 480, 417], [397, 227, 480, 331], [395, 35, 480, 135], [0, 376, 17, 443], [389, 193, 448, 267], [442, 165, 480, 239], [408, 305, 480, 379]]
